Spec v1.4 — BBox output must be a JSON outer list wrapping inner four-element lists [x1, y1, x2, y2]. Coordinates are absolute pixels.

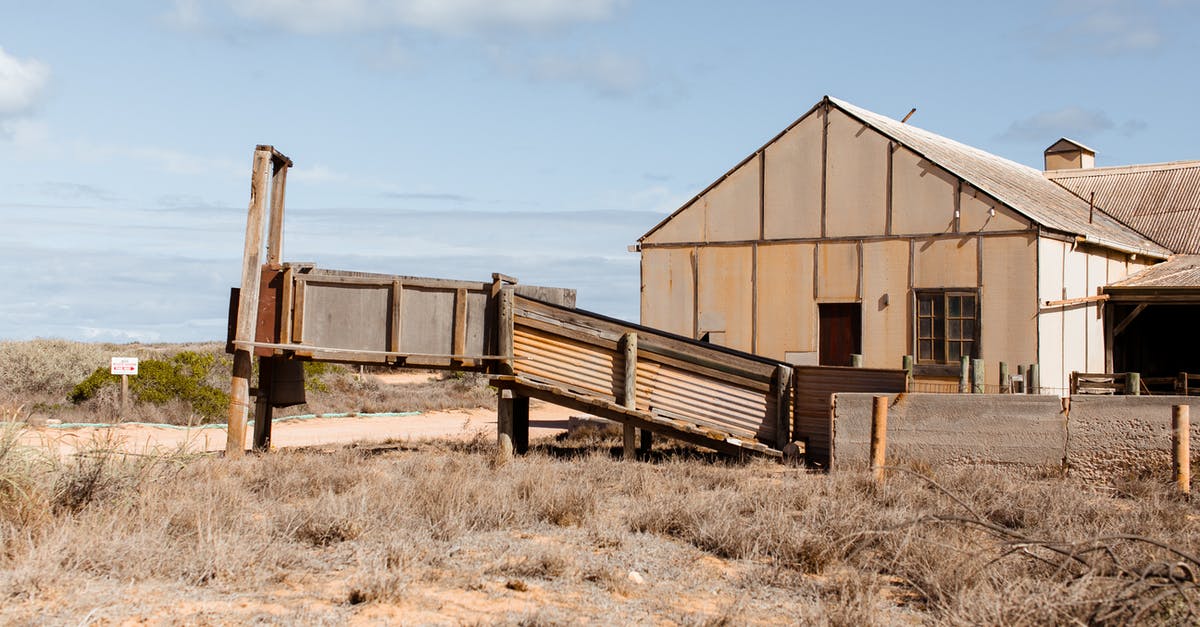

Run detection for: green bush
[[69, 351, 229, 420]]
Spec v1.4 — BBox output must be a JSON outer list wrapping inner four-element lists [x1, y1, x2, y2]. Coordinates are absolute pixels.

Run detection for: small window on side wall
[[915, 289, 978, 365]]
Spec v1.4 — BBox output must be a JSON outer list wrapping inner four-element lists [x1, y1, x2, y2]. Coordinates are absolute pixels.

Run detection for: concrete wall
[[1067, 396, 1200, 482], [833, 393, 1066, 468], [832, 393, 1199, 487]]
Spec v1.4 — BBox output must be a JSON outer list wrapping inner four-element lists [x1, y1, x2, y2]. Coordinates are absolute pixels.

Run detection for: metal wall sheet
[[1061, 246, 1090, 393], [825, 108, 889, 237], [816, 241, 859, 300], [764, 111, 823, 239], [513, 325, 618, 401], [703, 154, 761, 242], [960, 183, 1029, 232], [794, 365, 908, 469], [640, 248, 695, 337], [756, 242, 816, 360], [981, 234, 1038, 377], [860, 240, 910, 368], [913, 236, 977, 288], [697, 246, 754, 351], [1086, 252, 1109, 372], [1037, 238, 1066, 393], [891, 147, 957, 235]]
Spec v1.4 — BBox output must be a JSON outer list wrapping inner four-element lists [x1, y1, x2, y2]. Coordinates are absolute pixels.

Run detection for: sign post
[[110, 357, 139, 416]]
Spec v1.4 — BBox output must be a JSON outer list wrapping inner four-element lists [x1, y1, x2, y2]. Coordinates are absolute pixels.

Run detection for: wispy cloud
[[380, 191, 474, 202], [523, 52, 645, 97], [224, 0, 627, 35], [1040, 0, 1167, 55], [39, 182, 121, 204], [999, 106, 1147, 142]]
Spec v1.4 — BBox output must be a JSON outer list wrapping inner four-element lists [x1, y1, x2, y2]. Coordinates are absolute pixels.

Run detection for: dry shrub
[[489, 545, 572, 580], [0, 339, 107, 398], [298, 371, 496, 416]]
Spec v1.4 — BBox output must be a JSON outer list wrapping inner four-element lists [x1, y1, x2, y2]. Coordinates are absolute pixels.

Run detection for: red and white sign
[[110, 357, 139, 376]]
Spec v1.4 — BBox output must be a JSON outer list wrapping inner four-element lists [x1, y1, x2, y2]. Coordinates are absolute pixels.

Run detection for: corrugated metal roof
[[1108, 255, 1200, 288], [1046, 161, 1200, 254], [828, 97, 1170, 258]]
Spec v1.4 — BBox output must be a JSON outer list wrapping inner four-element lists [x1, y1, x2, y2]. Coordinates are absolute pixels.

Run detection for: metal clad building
[[636, 96, 1181, 394]]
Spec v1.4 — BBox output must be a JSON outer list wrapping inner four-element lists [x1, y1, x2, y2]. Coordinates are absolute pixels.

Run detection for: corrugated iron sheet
[[513, 326, 618, 401], [794, 366, 908, 470], [1047, 161, 1200, 254], [1108, 254, 1200, 288], [636, 359, 772, 442]]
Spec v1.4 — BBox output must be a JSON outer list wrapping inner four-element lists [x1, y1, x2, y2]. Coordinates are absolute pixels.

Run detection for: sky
[[1, 0, 1199, 343]]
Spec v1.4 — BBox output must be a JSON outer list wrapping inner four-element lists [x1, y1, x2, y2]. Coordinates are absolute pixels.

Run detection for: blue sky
[[2, 0, 1198, 342]]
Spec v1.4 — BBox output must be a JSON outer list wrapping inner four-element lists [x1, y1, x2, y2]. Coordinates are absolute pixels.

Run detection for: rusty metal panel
[[756, 242, 816, 360], [891, 147, 957, 235], [825, 107, 888, 237], [980, 234, 1038, 378], [764, 112, 822, 239], [637, 358, 774, 442], [642, 202, 704, 244], [794, 365, 908, 469], [512, 325, 618, 401], [816, 241, 859, 300], [702, 154, 761, 242], [254, 267, 284, 357], [914, 236, 977, 288], [697, 246, 753, 351], [860, 240, 909, 368], [640, 248, 695, 337]]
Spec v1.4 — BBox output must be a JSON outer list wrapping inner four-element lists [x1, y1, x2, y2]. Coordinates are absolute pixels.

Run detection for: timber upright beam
[[227, 146, 274, 458], [622, 332, 638, 460], [253, 151, 292, 452], [495, 283, 529, 454]]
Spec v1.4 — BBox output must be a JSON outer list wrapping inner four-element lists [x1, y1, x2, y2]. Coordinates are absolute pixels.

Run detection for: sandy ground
[[18, 372, 576, 456]]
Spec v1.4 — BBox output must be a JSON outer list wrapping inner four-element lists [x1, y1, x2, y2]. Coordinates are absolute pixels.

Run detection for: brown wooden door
[[818, 303, 862, 366]]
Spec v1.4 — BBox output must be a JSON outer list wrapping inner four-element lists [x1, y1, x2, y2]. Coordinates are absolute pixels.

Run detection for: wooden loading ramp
[[224, 144, 793, 459]]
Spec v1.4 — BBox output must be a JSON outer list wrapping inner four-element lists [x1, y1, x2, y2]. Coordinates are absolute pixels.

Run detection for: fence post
[[959, 356, 970, 393], [1173, 404, 1190, 496], [870, 395, 888, 486], [1028, 364, 1040, 394], [1016, 364, 1025, 394], [850, 353, 863, 368], [1128, 372, 1141, 396], [999, 362, 1009, 393], [902, 355, 913, 388], [971, 359, 985, 394]]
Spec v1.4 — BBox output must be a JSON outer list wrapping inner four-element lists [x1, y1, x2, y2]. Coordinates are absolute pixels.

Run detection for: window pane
[[934, 296, 944, 318], [919, 318, 932, 337], [918, 297, 932, 316], [949, 342, 961, 361], [948, 295, 960, 317], [918, 341, 931, 361], [963, 320, 975, 339], [964, 296, 976, 315], [962, 340, 974, 358], [949, 319, 962, 340]]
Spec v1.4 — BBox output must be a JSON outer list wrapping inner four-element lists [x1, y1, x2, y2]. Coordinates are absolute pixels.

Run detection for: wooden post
[[773, 364, 792, 450], [959, 356, 970, 393], [119, 374, 129, 417], [870, 395, 888, 485], [622, 332, 638, 460], [265, 150, 291, 266], [497, 287, 514, 376], [227, 147, 272, 459], [1028, 364, 1040, 395], [252, 357, 273, 452], [901, 355, 913, 388], [1172, 405, 1190, 496], [971, 358, 985, 394], [1128, 372, 1141, 396], [498, 388, 514, 447], [1016, 364, 1025, 394], [999, 362, 1009, 394], [850, 353, 863, 368]]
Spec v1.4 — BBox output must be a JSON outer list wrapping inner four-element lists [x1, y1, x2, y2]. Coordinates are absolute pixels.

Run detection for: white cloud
[[0, 46, 49, 118], [161, 0, 208, 31], [290, 163, 351, 184], [229, 0, 626, 35], [1044, 0, 1165, 55], [525, 52, 644, 97]]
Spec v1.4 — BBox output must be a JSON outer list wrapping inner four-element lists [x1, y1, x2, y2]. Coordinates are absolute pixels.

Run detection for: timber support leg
[[639, 428, 653, 457], [226, 350, 252, 458], [513, 394, 529, 454], [623, 424, 637, 460]]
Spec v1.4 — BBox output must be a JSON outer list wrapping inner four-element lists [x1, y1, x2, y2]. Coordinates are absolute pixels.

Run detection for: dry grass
[[1, 421, 1197, 625]]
